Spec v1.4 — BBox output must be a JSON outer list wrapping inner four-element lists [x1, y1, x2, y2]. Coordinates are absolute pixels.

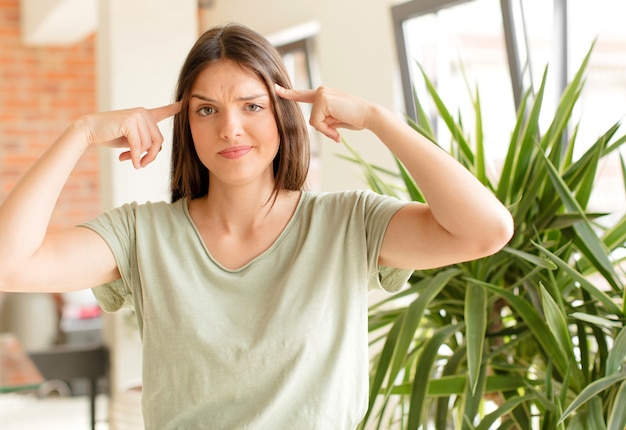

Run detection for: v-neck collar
[[180, 192, 308, 273]]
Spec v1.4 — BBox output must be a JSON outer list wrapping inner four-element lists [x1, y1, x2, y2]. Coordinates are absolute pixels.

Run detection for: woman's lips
[[218, 146, 253, 159]]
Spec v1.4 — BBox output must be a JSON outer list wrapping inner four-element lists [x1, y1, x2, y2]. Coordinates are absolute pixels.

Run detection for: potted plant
[[348, 47, 626, 429]]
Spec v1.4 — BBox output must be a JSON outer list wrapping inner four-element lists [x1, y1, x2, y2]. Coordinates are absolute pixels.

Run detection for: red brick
[[0, 0, 100, 230]]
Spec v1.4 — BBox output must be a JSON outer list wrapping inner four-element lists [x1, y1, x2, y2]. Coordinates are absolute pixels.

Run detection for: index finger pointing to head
[[275, 84, 316, 104], [150, 102, 182, 122]]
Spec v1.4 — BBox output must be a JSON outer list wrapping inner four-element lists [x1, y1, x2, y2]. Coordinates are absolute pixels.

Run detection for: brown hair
[[170, 23, 310, 202]]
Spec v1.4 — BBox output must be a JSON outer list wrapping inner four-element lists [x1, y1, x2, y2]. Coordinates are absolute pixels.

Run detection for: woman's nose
[[219, 109, 243, 140]]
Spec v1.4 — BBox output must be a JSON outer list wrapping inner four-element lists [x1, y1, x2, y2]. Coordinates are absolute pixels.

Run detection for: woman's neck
[[186, 183, 302, 270], [191, 179, 281, 234]]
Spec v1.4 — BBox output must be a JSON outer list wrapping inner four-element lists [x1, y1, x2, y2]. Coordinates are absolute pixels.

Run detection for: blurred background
[[0, 0, 624, 428]]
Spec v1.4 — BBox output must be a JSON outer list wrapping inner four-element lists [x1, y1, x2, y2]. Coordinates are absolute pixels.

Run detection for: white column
[[96, 0, 198, 416], [98, 0, 198, 209]]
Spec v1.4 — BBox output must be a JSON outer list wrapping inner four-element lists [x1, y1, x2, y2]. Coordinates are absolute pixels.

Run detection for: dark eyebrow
[[190, 93, 269, 102]]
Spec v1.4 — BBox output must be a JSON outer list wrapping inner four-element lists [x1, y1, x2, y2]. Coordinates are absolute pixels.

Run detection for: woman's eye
[[196, 106, 216, 116], [246, 103, 263, 112]]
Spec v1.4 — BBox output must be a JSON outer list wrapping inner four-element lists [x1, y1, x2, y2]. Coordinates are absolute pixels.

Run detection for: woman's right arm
[[0, 103, 180, 293]]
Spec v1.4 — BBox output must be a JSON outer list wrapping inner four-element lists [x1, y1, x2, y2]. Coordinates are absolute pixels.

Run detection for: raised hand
[[275, 84, 372, 143], [81, 102, 181, 169]]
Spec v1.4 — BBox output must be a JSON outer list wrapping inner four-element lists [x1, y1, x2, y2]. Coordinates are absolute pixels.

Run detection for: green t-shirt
[[83, 190, 412, 429]]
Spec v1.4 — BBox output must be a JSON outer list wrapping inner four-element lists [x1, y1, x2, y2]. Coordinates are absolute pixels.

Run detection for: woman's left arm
[[276, 85, 514, 270]]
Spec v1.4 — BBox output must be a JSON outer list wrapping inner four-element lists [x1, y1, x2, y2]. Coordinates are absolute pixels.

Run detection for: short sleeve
[[361, 191, 414, 293], [92, 279, 134, 312], [371, 265, 413, 293], [80, 203, 138, 312]]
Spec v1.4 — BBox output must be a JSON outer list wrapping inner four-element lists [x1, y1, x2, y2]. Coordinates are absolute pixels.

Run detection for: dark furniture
[[29, 343, 108, 430]]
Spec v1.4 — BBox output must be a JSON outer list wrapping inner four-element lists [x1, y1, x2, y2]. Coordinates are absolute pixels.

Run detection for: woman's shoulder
[[95, 199, 186, 224], [303, 189, 398, 207], [299, 190, 408, 226], [122, 198, 184, 212]]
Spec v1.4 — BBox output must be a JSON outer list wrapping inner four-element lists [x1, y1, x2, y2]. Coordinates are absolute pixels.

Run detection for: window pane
[[402, 0, 516, 161], [568, 0, 626, 220], [398, 0, 624, 220]]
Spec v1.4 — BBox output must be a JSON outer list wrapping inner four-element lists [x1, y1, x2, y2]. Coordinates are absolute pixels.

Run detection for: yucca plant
[[350, 47, 626, 429]]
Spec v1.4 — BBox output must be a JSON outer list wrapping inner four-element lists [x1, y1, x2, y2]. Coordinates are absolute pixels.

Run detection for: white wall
[[98, 0, 198, 209], [200, 0, 404, 192]]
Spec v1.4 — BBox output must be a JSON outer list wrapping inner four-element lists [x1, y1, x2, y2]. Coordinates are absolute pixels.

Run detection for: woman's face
[[188, 60, 280, 189]]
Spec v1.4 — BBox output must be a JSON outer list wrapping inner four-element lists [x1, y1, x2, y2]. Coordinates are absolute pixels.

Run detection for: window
[[393, 0, 525, 159], [271, 24, 321, 190], [392, 0, 625, 216]]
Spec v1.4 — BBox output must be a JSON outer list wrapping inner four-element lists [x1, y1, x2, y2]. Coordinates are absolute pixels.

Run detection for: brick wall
[[0, 0, 100, 230]]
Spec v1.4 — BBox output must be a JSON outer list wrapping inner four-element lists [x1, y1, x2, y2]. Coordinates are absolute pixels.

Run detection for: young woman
[[0, 24, 513, 428]]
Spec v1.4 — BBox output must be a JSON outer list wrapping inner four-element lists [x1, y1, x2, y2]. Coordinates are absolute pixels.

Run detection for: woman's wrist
[[365, 103, 406, 140], [61, 115, 95, 151]]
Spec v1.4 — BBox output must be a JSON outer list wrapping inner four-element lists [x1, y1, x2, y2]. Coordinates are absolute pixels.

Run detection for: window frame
[[391, 0, 569, 120]]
